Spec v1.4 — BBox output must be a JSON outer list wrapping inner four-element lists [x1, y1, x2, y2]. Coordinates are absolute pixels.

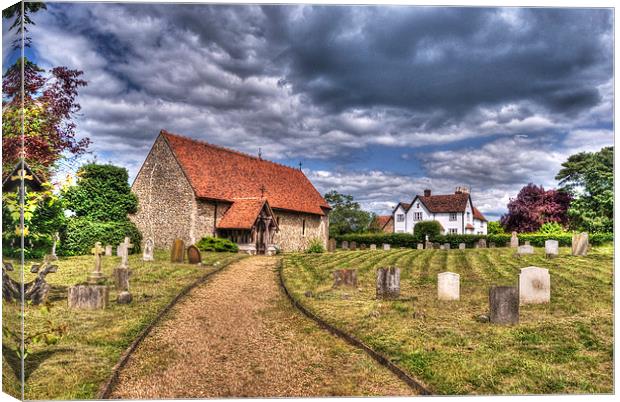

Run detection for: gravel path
[[110, 256, 414, 398]]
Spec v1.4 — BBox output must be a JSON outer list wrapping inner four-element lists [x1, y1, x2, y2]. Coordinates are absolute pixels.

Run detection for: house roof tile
[[162, 130, 330, 215], [374, 215, 392, 229], [418, 193, 470, 213], [472, 206, 487, 222]]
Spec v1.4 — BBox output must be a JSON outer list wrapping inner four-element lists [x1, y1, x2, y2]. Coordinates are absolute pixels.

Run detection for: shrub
[[413, 220, 442, 238], [59, 217, 142, 256], [538, 222, 565, 235], [196, 236, 239, 252], [306, 238, 325, 253], [487, 221, 505, 235]]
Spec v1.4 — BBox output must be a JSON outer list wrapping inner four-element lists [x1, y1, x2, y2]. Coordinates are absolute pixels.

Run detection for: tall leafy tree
[[500, 184, 572, 233], [324, 191, 374, 236], [2, 1, 47, 48], [555, 146, 613, 233]]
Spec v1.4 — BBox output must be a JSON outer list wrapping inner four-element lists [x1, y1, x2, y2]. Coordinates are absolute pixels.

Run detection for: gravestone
[[459, 243, 466, 250], [489, 286, 519, 325], [517, 245, 534, 255], [433, 242, 440, 249], [328, 238, 337, 252], [417, 243, 424, 250], [545, 240, 559, 258], [572, 232, 589, 256], [477, 239, 487, 248], [370, 244, 377, 250], [113, 267, 131, 291], [383, 243, 390, 251], [68, 285, 109, 310], [443, 243, 450, 250], [524, 241, 531, 246], [360, 243, 367, 250], [119, 237, 133, 269], [105, 245, 112, 257], [88, 242, 106, 284], [489, 242, 496, 248], [116, 245, 123, 257], [510, 232, 519, 248], [350, 241, 357, 251], [437, 272, 460, 301], [171, 238, 185, 263], [187, 245, 202, 264], [519, 266, 550, 305], [49, 232, 59, 261], [376, 267, 400, 299], [333, 269, 358, 287], [341, 240, 349, 250], [425, 241, 433, 250], [143, 238, 154, 261], [439, 244, 445, 250]]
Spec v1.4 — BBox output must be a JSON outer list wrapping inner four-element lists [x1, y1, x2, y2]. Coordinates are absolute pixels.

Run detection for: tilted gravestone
[[143, 238, 155, 261], [517, 245, 534, 255], [171, 238, 185, 263], [443, 243, 450, 250], [350, 241, 357, 251], [519, 266, 550, 305], [489, 286, 519, 325], [459, 243, 466, 250], [417, 243, 424, 250], [370, 244, 377, 250], [341, 240, 349, 250], [333, 269, 358, 288], [383, 243, 391, 251], [327, 238, 337, 252], [187, 245, 202, 264], [510, 232, 519, 248], [105, 245, 112, 257], [437, 272, 460, 301], [572, 232, 589, 256], [545, 240, 559, 258], [376, 267, 400, 299]]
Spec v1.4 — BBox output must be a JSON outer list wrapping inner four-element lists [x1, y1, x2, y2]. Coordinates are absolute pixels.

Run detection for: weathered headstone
[[425, 241, 433, 250], [171, 238, 185, 263], [370, 244, 377, 250], [510, 232, 519, 248], [383, 243, 390, 251], [328, 238, 337, 252], [105, 245, 112, 257], [376, 267, 400, 299], [437, 272, 460, 301], [439, 244, 445, 250], [417, 243, 424, 250], [143, 238, 154, 261], [443, 243, 450, 250], [489, 242, 496, 248], [113, 267, 131, 291], [572, 232, 589, 256], [517, 245, 534, 255], [459, 243, 466, 250], [477, 239, 487, 248], [88, 242, 106, 284], [119, 237, 133, 269], [350, 241, 357, 251], [545, 240, 559, 258], [68, 285, 109, 310], [524, 241, 531, 246], [333, 269, 358, 288], [489, 286, 519, 325], [116, 245, 123, 257], [360, 243, 367, 250], [187, 245, 202, 264], [341, 240, 349, 250], [433, 242, 441, 249], [518, 266, 550, 305]]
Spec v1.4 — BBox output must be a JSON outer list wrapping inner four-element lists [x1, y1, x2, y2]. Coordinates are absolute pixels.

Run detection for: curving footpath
[[108, 256, 415, 398]]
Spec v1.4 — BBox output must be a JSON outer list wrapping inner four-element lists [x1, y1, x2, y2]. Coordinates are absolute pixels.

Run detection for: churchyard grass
[[282, 245, 613, 394], [2, 250, 246, 400]]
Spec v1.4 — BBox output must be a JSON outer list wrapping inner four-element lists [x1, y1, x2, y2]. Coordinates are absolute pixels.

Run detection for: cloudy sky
[[2, 3, 614, 219]]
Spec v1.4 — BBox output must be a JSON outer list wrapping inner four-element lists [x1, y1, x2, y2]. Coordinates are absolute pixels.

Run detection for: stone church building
[[130, 130, 331, 254]]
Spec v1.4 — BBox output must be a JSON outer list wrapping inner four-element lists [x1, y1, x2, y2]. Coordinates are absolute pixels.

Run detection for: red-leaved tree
[[500, 183, 572, 233], [2, 57, 90, 179]]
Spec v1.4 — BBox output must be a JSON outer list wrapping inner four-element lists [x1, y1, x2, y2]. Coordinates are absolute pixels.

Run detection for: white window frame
[[396, 214, 405, 222], [413, 212, 422, 221], [449, 212, 457, 221], [449, 228, 458, 234]]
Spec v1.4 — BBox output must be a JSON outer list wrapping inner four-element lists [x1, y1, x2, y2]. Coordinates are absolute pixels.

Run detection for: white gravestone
[[517, 245, 534, 255], [341, 241, 349, 250], [370, 244, 377, 250], [519, 266, 550, 304], [417, 243, 423, 250], [105, 245, 112, 257], [459, 243, 466, 250], [143, 238, 154, 261], [383, 243, 390, 251], [572, 232, 589, 256], [545, 240, 559, 258], [437, 272, 460, 301], [510, 232, 519, 248]]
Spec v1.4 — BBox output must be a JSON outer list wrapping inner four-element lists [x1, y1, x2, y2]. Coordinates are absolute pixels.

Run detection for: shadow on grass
[[3, 343, 73, 381]]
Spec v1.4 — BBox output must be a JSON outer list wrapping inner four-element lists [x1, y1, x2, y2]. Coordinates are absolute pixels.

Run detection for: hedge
[[333, 232, 613, 248], [59, 218, 142, 256], [196, 236, 239, 253]]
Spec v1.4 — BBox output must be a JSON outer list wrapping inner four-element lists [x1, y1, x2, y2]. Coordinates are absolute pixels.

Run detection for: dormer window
[[397, 214, 405, 222]]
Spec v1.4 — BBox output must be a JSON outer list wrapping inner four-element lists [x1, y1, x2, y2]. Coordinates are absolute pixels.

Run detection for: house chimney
[[455, 186, 470, 194], [424, 189, 431, 197]]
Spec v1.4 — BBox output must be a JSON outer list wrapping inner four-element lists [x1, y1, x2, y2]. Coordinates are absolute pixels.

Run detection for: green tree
[[487, 221, 505, 235], [555, 147, 613, 233], [324, 191, 374, 237], [413, 220, 442, 239]]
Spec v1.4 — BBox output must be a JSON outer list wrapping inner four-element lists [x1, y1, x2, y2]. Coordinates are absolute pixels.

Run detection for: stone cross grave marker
[[341, 240, 349, 250], [443, 243, 450, 250], [333, 269, 358, 288], [350, 241, 357, 251], [517, 245, 534, 255], [417, 243, 424, 250], [88, 242, 106, 284], [376, 267, 400, 299], [489, 286, 519, 325], [120, 237, 133, 268], [171, 238, 185, 263], [459, 243, 466, 250], [370, 244, 377, 250], [105, 245, 112, 257], [383, 243, 390, 251], [519, 266, 550, 305], [327, 238, 337, 252], [510, 232, 519, 248], [143, 238, 155, 261], [572, 232, 589, 256], [187, 245, 202, 264], [437, 272, 460, 301], [545, 240, 559, 258]]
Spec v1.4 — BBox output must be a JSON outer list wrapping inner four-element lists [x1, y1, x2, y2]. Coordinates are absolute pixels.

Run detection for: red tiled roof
[[418, 193, 469, 213], [472, 206, 487, 222], [217, 198, 267, 229], [375, 215, 392, 229], [466, 223, 475, 230], [162, 130, 330, 215]]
